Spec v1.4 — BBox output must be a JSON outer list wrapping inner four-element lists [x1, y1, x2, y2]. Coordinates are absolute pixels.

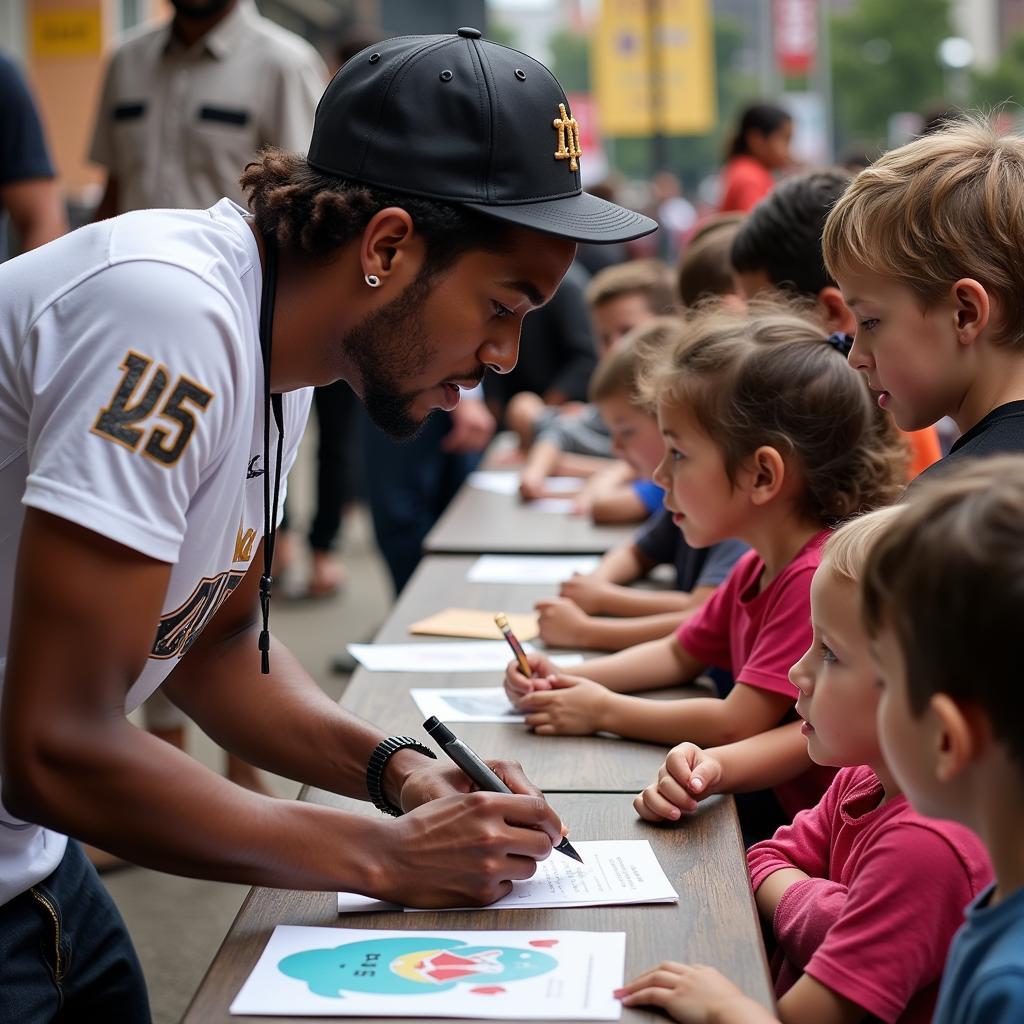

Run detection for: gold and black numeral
[[92, 351, 214, 467], [143, 376, 214, 466]]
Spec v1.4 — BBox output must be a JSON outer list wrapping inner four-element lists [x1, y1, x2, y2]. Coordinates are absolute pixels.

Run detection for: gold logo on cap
[[552, 103, 582, 173]]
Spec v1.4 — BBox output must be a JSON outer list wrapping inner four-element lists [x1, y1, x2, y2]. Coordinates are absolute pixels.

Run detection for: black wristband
[[366, 736, 437, 816]]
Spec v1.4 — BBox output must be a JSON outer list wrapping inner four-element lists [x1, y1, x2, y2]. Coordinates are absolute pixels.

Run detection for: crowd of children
[[503, 116, 1024, 1023]]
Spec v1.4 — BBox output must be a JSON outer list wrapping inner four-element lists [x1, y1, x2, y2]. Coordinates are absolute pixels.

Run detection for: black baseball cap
[[307, 27, 657, 245]]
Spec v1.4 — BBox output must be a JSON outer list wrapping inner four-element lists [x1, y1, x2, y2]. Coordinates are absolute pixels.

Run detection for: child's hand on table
[[615, 962, 772, 1024], [535, 597, 592, 648], [634, 742, 723, 821], [518, 471, 547, 502], [558, 572, 613, 614], [519, 674, 610, 736]]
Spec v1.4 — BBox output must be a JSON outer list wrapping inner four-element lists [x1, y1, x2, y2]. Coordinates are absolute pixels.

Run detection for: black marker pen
[[423, 716, 583, 863]]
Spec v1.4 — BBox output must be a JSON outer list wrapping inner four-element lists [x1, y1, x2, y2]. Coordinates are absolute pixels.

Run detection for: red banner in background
[[774, 0, 817, 77]]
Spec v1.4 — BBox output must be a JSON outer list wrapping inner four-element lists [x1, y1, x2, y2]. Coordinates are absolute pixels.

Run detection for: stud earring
[[365, 274, 381, 288]]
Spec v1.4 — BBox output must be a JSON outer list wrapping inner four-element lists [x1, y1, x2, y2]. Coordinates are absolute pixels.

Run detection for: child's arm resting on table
[[518, 672, 794, 746], [569, 544, 653, 590], [535, 596, 696, 651], [634, 722, 810, 820], [617, 962, 867, 1024], [518, 440, 562, 500], [504, 632, 701, 705], [616, 963, 775, 1024]]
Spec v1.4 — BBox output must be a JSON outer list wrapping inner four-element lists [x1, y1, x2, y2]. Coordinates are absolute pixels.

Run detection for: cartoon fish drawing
[[278, 936, 558, 999]]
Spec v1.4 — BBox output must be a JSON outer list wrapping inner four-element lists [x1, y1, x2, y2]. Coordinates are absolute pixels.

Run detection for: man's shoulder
[[244, 10, 325, 71], [10, 207, 255, 340], [108, 17, 171, 62]]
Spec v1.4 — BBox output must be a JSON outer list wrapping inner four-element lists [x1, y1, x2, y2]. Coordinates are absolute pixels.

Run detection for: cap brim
[[462, 190, 658, 244]]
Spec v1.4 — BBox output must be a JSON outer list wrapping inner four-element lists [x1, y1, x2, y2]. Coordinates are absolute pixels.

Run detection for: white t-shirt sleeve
[[22, 259, 244, 564], [274, 385, 314, 527]]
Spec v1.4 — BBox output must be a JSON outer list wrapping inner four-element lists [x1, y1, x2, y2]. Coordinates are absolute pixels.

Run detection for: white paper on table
[[467, 555, 601, 584], [411, 687, 526, 723], [230, 925, 624, 1019], [347, 642, 584, 673], [468, 471, 584, 498], [540, 477, 586, 494], [467, 470, 519, 495], [338, 841, 678, 915], [526, 498, 576, 514]]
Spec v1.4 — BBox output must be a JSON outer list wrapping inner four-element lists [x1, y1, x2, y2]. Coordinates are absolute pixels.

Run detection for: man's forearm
[[164, 631, 425, 802], [5, 712, 397, 893]]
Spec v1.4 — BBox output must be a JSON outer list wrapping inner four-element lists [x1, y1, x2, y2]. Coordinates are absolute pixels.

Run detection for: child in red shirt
[[504, 303, 907, 821], [718, 102, 792, 213], [621, 508, 992, 1024]]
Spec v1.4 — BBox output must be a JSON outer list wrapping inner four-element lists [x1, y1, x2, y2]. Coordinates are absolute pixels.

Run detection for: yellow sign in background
[[33, 8, 103, 58], [593, 0, 716, 137]]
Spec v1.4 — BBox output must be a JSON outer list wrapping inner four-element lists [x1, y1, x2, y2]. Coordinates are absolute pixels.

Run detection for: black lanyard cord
[[258, 235, 284, 675]]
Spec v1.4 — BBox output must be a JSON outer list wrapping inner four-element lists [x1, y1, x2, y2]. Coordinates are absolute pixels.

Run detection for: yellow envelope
[[408, 609, 539, 641]]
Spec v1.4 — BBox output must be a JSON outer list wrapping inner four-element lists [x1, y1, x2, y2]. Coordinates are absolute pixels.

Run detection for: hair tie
[[825, 332, 853, 357]]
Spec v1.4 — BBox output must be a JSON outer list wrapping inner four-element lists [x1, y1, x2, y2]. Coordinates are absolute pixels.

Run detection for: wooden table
[[182, 793, 774, 1023], [424, 484, 634, 555], [343, 556, 701, 793]]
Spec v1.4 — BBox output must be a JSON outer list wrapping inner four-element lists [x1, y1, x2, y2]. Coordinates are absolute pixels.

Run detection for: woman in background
[[719, 102, 793, 213]]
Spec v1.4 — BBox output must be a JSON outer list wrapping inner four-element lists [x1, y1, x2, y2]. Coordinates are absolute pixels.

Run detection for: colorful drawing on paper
[[278, 936, 559, 999]]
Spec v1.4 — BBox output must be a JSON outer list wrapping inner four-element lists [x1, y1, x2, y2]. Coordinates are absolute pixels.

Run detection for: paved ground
[[102, 429, 395, 1024]]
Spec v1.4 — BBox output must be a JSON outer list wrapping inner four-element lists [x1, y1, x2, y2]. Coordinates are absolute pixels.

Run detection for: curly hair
[[240, 148, 514, 274], [636, 301, 907, 527]]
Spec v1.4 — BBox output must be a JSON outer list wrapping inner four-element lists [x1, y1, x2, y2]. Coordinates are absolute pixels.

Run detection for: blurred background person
[[718, 101, 793, 213], [0, 51, 67, 258]]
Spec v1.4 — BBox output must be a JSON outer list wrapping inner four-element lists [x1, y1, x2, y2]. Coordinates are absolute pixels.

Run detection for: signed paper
[[337, 841, 677, 914]]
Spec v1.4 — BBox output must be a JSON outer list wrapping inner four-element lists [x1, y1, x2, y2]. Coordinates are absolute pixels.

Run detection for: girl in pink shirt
[[504, 304, 906, 821], [620, 509, 992, 1024]]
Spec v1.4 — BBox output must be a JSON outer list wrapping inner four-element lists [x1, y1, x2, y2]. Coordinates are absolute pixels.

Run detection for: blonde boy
[[862, 455, 1024, 1023], [822, 119, 1024, 473]]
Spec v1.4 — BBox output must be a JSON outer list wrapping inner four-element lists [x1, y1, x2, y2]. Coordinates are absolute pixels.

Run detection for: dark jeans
[[0, 840, 150, 1022], [361, 408, 481, 593]]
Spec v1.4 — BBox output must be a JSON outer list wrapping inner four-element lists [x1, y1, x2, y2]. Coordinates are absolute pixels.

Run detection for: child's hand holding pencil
[[502, 650, 558, 706]]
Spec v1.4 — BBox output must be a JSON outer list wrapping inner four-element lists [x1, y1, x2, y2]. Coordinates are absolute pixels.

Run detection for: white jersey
[[0, 198, 313, 904]]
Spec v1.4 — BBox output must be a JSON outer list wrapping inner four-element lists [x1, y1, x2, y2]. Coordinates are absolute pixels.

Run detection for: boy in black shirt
[[823, 118, 1024, 476]]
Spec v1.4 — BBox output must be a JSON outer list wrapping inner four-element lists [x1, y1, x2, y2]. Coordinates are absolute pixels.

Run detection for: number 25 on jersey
[[92, 350, 214, 467]]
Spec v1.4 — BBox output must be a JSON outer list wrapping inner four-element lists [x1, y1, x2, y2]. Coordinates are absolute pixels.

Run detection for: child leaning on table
[[505, 302, 907, 822], [863, 456, 1024, 1024], [534, 318, 748, 652], [622, 507, 992, 1024]]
